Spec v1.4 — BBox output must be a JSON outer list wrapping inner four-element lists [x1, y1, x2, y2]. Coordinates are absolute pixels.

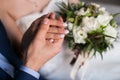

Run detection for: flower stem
[[73, 16, 79, 29]]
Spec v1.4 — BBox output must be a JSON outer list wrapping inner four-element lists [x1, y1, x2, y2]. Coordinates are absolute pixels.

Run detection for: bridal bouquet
[[57, 2, 119, 79]]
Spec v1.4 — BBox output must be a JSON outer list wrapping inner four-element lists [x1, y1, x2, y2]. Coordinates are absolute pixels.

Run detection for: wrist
[[20, 66, 40, 79], [25, 61, 40, 72]]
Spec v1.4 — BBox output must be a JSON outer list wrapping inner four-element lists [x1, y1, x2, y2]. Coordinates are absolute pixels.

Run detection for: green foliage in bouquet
[[57, 2, 119, 58]]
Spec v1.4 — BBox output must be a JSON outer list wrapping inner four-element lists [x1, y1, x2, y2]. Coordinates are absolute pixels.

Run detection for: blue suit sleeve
[[15, 70, 40, 80], [0, 68, 40, 80], [0, 68, 13, 80]]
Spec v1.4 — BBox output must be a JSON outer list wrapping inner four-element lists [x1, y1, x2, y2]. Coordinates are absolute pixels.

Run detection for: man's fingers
[[36, 18, 50, 38]]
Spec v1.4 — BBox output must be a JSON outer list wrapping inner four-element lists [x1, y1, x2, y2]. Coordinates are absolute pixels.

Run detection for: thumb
[[37, 18, 50, 38]]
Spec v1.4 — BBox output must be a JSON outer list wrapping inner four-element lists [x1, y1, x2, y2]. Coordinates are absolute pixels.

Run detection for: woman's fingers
[[33, 13, 67, 44], [48, 26, 68, 34], [49, 13, 56, 19], [46, 33, 65, 40], [49, 19, 64, 28], [58, 16, 63, 22]]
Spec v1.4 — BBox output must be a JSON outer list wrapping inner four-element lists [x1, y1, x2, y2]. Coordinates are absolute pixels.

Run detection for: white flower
[[74, 8, 90, 16], [97, 13, 113, 26], [82, 17, 100, 33], [67, 22, 73, 30], [81, 2, 85, 5], [99, 7, 106, 13], [104, 25, 117, 43], [91, 3, 100, 8], [73, 27, 87, 44]]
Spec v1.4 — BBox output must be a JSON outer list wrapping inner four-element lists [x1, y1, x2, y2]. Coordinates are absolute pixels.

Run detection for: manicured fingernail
[[43, 18, 49, 24], [63, 23, 67, 27], [60, 34, 65, 38], [65, 30, 69, 34]]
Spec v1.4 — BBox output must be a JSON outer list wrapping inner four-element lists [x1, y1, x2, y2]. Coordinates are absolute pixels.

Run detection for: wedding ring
[[49, 39, 54, 43]]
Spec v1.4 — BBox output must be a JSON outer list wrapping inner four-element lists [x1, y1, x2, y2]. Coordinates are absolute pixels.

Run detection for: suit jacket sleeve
[[15, 70, 40, 80], [0, 21, 41, 80], [0, 68, 40, 80]]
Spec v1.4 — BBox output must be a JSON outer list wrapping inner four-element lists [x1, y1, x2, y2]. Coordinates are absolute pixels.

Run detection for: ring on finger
[[49, 38, 54, 43]]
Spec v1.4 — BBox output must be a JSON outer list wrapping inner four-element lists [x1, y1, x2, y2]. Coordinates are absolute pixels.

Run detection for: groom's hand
[[21, 13, 67, 71]]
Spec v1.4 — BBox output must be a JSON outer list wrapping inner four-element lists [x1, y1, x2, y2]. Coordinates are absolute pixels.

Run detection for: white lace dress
[[16, 0, 120, 80]]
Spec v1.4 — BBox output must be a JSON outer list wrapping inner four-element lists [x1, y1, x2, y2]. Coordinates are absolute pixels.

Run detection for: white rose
[[104, 25, 117, 43], [91, 3, 100, 8], [82, 17, 100, 33], [74, 8, 90, 16], [73, 27, 87, 44], [99, 7, 106, 13], [67, 22, 73, 30], [97, 13, 113, 26]]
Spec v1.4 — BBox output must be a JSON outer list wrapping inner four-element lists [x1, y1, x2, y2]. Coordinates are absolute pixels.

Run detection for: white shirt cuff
[[20, 66, 40, 79]]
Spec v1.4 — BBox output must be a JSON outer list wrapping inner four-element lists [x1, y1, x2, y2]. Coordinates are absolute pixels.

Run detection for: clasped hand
[[21, 13, 68, 71]]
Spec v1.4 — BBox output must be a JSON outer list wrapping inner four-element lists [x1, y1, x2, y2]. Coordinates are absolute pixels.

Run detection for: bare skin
[[22, 13, 66, 71], [0, 0, 80, 54], [0, 0, 50, 50]]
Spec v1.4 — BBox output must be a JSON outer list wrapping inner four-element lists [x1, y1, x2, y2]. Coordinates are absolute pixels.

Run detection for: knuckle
[[58, 28, 62, 33], [54, 34, 59, 39]]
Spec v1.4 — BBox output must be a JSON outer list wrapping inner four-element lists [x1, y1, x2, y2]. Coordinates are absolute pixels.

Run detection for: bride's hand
[[25, 13, 68, 42], [35, 13, 68, 42], [46, 13, 68, 42]]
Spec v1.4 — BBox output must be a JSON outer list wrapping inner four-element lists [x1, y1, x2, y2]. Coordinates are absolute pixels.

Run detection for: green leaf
[[113, 13, 120, 18], [104, 34, 116, 39], [110, 19, 118, 28], [69, 40, 74, 49], [67, 18, 75, 22], [84, 13, 92, 17], [73, 16, 79, 27]]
